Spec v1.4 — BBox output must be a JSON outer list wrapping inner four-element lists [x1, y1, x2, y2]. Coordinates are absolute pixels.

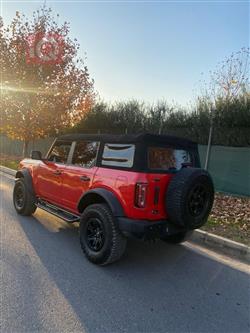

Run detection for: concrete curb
[[190, 229, 250, 264], [0, 165, 16, 176], [1, 164, 249, 263]]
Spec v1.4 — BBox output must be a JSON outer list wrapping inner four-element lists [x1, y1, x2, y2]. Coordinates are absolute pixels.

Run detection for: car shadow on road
[[17, 209, 250, 333]]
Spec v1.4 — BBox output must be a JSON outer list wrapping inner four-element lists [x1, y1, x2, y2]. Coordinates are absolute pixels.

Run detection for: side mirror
[[30, 150, 42, 160]]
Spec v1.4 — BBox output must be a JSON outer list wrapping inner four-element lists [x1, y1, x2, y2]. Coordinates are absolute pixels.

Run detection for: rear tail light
[[135, 183, 148, 208]]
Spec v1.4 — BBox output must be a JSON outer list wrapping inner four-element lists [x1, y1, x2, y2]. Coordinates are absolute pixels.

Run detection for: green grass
[[0, 159, 19, 170]]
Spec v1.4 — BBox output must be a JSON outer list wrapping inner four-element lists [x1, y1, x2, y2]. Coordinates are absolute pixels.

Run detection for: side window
[[148, 147, 192, 171], [47, 141, 72, 164], [72, 141, 99, 168], [101, 144, 135, 168]]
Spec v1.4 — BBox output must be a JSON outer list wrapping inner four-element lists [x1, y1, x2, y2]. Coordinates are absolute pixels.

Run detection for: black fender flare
[[15, 169, 36, 199], [77, 188, 125, 217]]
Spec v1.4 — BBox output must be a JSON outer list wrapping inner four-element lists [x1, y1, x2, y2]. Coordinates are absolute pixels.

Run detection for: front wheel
[[13, 178, 37, 216], [79, 203, 127, 265], [160, 231, 192, 244]]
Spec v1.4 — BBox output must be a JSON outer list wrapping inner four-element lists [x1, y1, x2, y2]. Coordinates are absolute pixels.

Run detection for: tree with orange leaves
[[0, 8, 95, 156]]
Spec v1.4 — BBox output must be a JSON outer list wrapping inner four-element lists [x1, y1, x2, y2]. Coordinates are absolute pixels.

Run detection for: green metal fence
[[199, 145, 250, 197], [1, 135, 249, 197]]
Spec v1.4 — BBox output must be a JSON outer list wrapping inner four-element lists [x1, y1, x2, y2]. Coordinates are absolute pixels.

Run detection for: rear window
[[148, 147, 192, 171], [101, 144, 135, 168]]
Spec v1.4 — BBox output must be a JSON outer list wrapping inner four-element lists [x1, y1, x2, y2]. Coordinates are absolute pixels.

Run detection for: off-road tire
[[13, 178, 37, 216], [79, 203, 127, 265], [161, 231, 192, 244], [166, 168, 214, 229]]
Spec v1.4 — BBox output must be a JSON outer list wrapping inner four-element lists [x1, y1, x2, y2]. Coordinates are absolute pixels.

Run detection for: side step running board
[[37, 201, 80, 223]]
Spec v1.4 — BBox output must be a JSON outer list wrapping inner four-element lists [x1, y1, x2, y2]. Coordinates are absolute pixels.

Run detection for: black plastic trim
[[117, 217, 186, 239], [37, 200, 80, 223], [77, 188, 125, 216], [15, 169, 36, 199]]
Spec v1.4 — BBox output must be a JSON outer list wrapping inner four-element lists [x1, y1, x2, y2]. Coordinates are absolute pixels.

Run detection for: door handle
[[53, 170, 62, 175], [80, 175, 90, 182]]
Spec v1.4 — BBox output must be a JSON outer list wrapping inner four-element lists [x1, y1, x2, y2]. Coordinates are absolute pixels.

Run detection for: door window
[[47, 141, 72, 164], [72, 141, 99, 168]]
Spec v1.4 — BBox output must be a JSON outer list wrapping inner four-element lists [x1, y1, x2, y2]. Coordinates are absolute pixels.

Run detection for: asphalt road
[[0, 172, 249, 333]]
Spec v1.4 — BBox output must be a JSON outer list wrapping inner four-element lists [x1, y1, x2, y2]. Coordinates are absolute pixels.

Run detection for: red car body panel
[[19, 159, 174, 222], [61, 164, 98, 212]]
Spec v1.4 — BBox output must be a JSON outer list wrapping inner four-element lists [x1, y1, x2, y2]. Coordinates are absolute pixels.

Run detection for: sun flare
[[0, 85, 60, 96]]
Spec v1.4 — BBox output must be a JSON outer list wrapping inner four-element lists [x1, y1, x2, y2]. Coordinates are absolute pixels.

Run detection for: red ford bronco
[[13, 133, 214, 265]]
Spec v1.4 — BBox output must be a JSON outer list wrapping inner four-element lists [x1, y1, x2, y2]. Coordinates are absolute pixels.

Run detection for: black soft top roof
[[58, 133, 197, 149]]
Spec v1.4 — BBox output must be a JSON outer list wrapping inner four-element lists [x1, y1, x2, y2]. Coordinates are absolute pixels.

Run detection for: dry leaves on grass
[[203, 193, 250, 244], [210, 193, 250, 228]]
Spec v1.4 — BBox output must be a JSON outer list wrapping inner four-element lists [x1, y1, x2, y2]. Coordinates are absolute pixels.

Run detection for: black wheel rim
[[188, 184, 208, 217], [15, 184, 25, 209], [86, 218, 105, 252]]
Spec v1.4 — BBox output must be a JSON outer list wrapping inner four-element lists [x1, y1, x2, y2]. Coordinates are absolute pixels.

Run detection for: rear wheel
[[161, 231, 192, 244], [79, 203, 127, 265], [13, 178, 37, 216]]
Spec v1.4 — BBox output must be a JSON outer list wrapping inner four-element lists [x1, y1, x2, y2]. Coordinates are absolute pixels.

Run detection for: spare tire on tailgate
[[166, 168, 214, 229]]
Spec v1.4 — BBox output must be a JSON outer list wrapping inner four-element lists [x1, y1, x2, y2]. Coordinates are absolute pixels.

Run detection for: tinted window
[[47, 141, 72, 164], [72, 141, 99, 168], [102, 144, 135, 168], [148, 147, 192, 171]]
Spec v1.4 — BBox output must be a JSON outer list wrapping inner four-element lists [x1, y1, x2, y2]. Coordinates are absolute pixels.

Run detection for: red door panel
[[61, 165, 98, 213], [36, 161, 65, 206]]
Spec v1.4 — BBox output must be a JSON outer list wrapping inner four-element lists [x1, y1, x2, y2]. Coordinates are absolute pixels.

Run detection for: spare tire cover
[[166, 168, 214, 229]]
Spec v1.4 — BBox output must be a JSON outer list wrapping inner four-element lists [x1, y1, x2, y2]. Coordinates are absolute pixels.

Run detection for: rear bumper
[[117, 217, 185, 240]]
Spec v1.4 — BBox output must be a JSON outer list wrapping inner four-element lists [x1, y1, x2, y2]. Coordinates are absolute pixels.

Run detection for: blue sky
[[2, 1, 249, 106]]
